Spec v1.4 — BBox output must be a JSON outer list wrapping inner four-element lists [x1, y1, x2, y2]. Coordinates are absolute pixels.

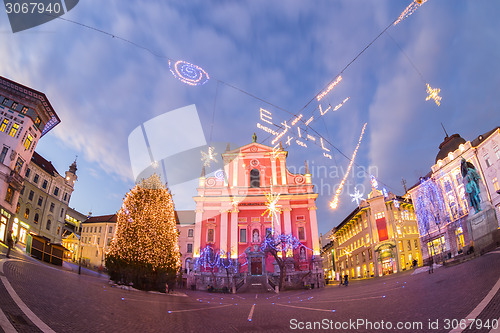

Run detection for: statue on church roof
[[460, 158, 482, 213], [252, 132, 257, 143]]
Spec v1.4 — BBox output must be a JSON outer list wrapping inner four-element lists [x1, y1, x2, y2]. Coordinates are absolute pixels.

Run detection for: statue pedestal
[[467, 207, 497, 251]]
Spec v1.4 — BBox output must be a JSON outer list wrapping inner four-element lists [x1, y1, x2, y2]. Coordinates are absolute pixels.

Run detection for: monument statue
[[460, 158, 482, 213]]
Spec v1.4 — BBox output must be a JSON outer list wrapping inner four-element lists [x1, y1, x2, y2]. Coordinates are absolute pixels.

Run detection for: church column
[[309, 206, 320, 255], [193, 208, 204, 258], [271, 158, 277, 185], [220, 209, 229, 256], [232, 156, 239, 187], [283, 207, 292, 235], [280, 158, 287, 185], [230, 209, 239, 258]]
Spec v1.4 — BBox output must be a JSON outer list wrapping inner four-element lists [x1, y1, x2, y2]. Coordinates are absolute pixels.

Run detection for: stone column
[[193, 208, 204, 258], [220, 209, 229, 256], [230, 209, 239, 259], [309, 206, 320, 255]]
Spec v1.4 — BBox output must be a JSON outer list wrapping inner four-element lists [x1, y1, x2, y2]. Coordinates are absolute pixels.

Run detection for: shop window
[[250, 169, 260, 188]]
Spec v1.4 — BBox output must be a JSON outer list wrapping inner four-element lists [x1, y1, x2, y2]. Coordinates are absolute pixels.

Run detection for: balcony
[[7, 169, 23, 191]]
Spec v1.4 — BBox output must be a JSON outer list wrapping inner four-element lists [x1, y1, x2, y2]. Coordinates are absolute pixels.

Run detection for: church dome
[[435, 134, 466, 163]]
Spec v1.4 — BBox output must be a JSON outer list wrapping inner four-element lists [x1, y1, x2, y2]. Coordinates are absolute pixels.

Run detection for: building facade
[[320, 229, 336, 284], [14, 152, 77, 244], [80, 214, 117, 268], [408, 129, 499, 263], [333, 188, 422, 281], [64, 207, 87, 237], [0, 76, 60, 244], [192, 139, 322, 289], [176, 210, 195, 274]]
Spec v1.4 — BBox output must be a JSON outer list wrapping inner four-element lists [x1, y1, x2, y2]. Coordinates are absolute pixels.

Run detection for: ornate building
[[408, 128, 499, 263], [80, 214, 117, 268], [0, 76, 60, 244], [14, 152, 77, 244], [332, 187, 422, 281], [191, 138, 322, 290]]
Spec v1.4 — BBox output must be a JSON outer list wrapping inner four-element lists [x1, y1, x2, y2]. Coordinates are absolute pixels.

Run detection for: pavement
[[0, 244, 500, 332]]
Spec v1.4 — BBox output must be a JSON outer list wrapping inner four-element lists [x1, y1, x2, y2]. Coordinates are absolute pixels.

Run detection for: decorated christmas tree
[[106, 174, 181, 291]]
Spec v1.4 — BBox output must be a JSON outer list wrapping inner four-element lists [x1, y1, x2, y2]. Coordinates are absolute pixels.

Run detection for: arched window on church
[[250, 169, 260, 188]]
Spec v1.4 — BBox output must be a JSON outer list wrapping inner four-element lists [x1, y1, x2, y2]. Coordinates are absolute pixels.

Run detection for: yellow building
[[333, 186, 422, 281], [62, 232, 80, 261]]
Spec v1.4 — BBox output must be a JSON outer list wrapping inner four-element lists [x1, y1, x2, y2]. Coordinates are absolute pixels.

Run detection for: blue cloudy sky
[[0, 0, 498, 235]]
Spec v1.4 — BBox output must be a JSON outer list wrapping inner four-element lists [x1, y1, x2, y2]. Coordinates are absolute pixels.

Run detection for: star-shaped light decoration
[[151, 160, 159, 169], [262, 192, 281, 226], [426, 84, 442, 106], [394, 0, 428, 26], [201, 146, 218, 167], [350, 188, 365, 205]]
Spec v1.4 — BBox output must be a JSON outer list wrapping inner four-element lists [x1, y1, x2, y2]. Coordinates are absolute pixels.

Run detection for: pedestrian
[[412, 259, 417, 269], [344, 274, 349, 287], [428, 256, 434, 274], [338, 277, 343, 287], [6, 230, 13, 258], [165, 282, 169, 294]]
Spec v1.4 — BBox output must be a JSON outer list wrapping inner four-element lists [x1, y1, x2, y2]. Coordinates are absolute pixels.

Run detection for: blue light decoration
[[382, 187, 389, 198], [393, 198, 400, 209], [215, 169, 225, 180], [370, 175, 379, 189], [414, 178, 447, 236], [259, 229, 315, 256], [169, 60, 210, 86]]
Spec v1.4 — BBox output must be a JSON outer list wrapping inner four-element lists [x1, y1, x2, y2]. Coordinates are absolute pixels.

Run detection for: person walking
[[428, 256, 434, 274], [6, 230, 13, 258], [344, 274, 349, 287], [338, 276, 343, 287], [412, 259, 418, 269]]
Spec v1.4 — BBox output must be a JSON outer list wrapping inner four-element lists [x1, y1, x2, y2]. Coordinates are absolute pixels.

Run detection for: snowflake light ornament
[[201, 146, 218, 167], [350, 188, 365, 205]]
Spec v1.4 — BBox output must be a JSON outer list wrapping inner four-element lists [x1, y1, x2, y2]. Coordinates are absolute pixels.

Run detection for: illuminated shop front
[[0, 209, 11, 243]]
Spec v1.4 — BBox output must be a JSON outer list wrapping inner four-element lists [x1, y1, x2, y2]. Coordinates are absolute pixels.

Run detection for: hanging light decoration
[[425, 83, 442, 106]]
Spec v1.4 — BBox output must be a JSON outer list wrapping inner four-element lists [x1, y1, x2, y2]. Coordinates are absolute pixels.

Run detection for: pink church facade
[[192, 140, 321, 277]]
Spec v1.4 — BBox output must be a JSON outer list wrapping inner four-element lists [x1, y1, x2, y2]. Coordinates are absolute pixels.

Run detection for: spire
[[200, 165, 206, 178], [441, 122, 449, 138], [225, 143, 230, 152], [305, 160, 310, 174], [279, 141, 284, 150], [69, 156, 77, 174]]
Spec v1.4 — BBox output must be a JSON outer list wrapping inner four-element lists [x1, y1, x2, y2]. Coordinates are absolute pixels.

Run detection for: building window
[[16, 202, 20, 214], [63, 193, 67, 201], [99, 226, 102, 233], [11, 102, 18, 110], [42, 180, 47, 189], [2, 98, 9, 105], [188, 229, 193, 237], [298, 226, 305, 240], [14, 157, 24, 173], [0, 146, 8, 163], [398, 241, 404, 252], [250, 168, 260, 188], [21, 106, 28, 114], [207, 228, 214, 242], [495, 146, 500, 160], [33, 174, 39, 184], [414, 239, 419, 249], [34, 213, 39, 224], [24, 208, 29, 219], [8, 123, 19, 137], [109, 226, 113, 233], [493, 178, 499, 192], [60, 208, 64, 217], [368, 249, 372, 260], [0, 119, 8, 132], [34, 117, 40, 127], [49, 203, 54, 213], [54, 187, 59, 196], [407, 240, 412, 251], [187, 243, 193, 253], [37, 196, 43, 206], [97, 238, 100, 245], [5, 186, 14, 204], [20, 186, 24, 195], [107, 238, 111, 246], [46, 219, 51, 231], [484, 153, 491, 168], [239, 228, 247, 243], [252, 229, 260, 242], [23, 134, 33, 150], [25, 168, 31, 178]]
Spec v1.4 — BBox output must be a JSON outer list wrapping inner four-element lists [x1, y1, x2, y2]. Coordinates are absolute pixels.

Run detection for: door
[[251, 257, 262, 275]]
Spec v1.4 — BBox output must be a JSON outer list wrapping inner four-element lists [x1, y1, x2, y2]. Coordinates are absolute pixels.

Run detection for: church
[[191, 135, 322, 291]]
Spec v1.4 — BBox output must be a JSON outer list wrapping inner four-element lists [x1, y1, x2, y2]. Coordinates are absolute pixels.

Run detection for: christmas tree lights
[[107, 174, 181, 279]]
